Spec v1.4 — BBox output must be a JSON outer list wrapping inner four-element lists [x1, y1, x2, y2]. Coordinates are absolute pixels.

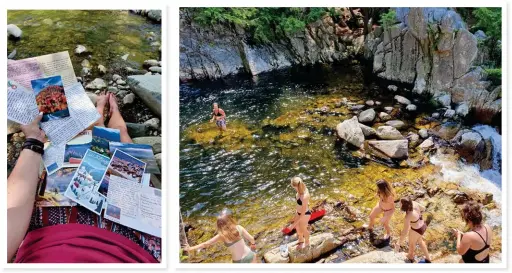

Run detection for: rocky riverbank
[[179, 67, 501, 263]]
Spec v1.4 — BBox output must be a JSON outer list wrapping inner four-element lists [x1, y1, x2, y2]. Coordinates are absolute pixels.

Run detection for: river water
[[179, 64, 502, 262], [180, 64, 376, 217], [8, 10, 161, 78]]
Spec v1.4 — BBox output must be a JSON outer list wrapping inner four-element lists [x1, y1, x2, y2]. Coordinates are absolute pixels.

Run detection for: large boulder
[[336, 117, 365, 149], [127, 75, 162, 116], [376, 126, 403, 140], [368, 140, 409, 159], [288, 233, 342, 263], [452, 130, 485, 164], [7, 24, 22, 39], [418, 137, 434, 150], [385, 120, 406, 130], [359, 123, 376, 138], [126, 123, 149, 138], [133, 136, 162, 153], [379, 112, 392, 121], [406, 132, 420, 148], [394, 95, 411, 105], [85, 78, 107, 90], [344, 246, 406, 263], [147, 10, 162, 22], [453, 29, 478, 78], [358, 108, 376, 123], [264, 233, 343, 263], [433, 122, 461, 140]]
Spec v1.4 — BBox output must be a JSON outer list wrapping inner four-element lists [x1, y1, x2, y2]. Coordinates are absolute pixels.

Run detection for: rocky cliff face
[[366, 8, 501, 123], [179, 9, 365, 81]]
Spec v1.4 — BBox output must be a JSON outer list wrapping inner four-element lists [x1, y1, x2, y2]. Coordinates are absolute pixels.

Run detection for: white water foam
[[429, 125, 502, 226]]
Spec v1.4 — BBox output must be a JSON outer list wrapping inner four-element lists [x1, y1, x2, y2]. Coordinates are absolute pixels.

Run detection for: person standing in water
[[395, 197, 431, 263], [364, 179, 396, 240], [452, 201, 492, 263], [288, 177, 311, 250], [210, 103, 226, 132], [183, 213, 258, 263]]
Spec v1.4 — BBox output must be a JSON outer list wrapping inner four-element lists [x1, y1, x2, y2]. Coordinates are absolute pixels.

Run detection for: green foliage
[[472, 8, 502, 67], [378, 9, 397, 29], [484, 68, 501, 86], [472, 8, 501, 39], [187, 7, 331, 44]]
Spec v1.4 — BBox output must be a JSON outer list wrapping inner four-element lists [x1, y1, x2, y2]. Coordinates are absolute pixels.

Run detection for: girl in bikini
[[210, 103, 226, 131], [452, 201, 492, 263], [395, 196, 431, 263], [364, 179, 395, 240], [183, 213, 258, 263], [287, 177, 311, 249]]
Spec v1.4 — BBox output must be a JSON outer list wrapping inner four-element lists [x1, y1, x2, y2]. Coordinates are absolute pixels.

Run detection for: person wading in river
[[395, 197, 431, 263], [183, 212, 258, 263], [364, 179, 395, 241], [210, 102, 226, 132], [287, 177, 311, 250], [452, 201, 492, 263]]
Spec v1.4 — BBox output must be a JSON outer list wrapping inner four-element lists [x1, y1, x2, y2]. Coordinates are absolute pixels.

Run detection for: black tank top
[[461, 226, 490, 263]]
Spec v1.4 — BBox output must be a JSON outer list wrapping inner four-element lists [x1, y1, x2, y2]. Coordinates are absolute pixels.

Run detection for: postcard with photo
[[36, 167, 77, 207], [104, 176, 161, 237], [63, 143, 91, 167], [109, 142, 160, 174], [30, 75, 70, 122], [97, 149, 146, 197], [64, 150, 109, 215], [91, 126, 121, 156]]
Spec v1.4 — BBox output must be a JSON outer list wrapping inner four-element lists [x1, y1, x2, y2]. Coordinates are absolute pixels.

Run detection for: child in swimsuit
[[396, 197, 431, 263], [364, 179, 395, 240], [453, 201, 492, 263], [183, 213, 257, 263]]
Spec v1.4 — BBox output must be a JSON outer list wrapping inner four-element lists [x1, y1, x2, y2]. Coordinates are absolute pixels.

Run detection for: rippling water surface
[[179, 65, 375, 217]]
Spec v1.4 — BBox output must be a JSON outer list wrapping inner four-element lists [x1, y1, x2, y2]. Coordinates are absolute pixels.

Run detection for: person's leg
[[407, 230, 420, 262], [302, 215, 311, 247], [418, 237, 431, 261], [221, 120, 227, 131], [295, 218, 305, 249], [380, 209, 394, 239], [107, 93, 132, 143], [94, 91, 109, 127], [251, 253, 259, 263], [366, 203, 382, 230]]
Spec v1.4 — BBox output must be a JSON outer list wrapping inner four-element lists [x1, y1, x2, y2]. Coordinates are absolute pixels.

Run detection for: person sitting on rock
[[287, 176, 311, 250], [452, 201, 492, 263], [183, 212, 258, 263], [395, 197, 431, 263], [7, 102, 160, 263], [210, 102, 226, 132], [364, 179, 395, 240]]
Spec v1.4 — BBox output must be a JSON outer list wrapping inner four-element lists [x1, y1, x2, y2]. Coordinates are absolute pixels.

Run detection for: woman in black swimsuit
[[395, 197, 431, 263], [210, 103, 226, 131], [452, 201, 492, 263], [287, 177, 311, 250]]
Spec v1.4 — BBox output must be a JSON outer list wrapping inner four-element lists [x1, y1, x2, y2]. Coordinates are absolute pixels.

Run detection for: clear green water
[[7, 10, 161, 77]]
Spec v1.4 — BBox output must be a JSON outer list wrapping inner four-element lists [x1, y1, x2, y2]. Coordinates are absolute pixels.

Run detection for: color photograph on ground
[[179, 7, 502, 264]]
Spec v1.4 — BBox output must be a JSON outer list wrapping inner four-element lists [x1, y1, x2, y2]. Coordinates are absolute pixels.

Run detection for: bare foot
[[108, 92, 120, 116], [95, 91, 109, 127], [96, 91, 109, 114]]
